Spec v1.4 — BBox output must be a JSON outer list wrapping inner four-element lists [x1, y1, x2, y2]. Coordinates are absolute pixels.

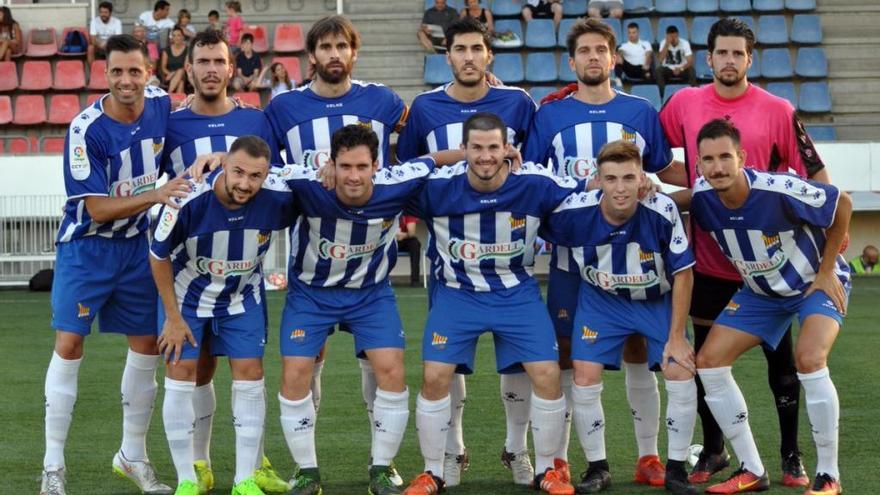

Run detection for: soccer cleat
[[193, 460, 214, 494], [803, 473, 842, 495], [535, 464, 575, 495], [705, 465, 770, 494], [287, 467, 322, 495], [112, 451, 173, 494], [173, 480, 200, 495], [688, 448, 731, 484], [575, 462, 612, 494], [634, 454, 666, 487], [664, 461, 699, 495], [40, 468, 66, 495], [388, 462, 404, 487], [231, 477, 266, 495], [500, 448, 535, 485], [368, 465, 402, 495], [401, 472, 443, 495], [781, 452, 810, 488], [253, 456, 290, 494], [441, 451, 469, 487]]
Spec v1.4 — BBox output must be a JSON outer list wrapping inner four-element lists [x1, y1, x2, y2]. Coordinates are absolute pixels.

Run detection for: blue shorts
[[158, 305, 267, 360], [279, 278, 405, 358], [51, 235, 157, 336], [714, 287, 848, 349], [547, 266, 580, 338], [423, 280, 559, 374], [572, 283, 674, 371]]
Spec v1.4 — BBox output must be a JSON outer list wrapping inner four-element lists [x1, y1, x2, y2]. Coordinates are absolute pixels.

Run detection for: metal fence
[[0, 195, 65, 286]]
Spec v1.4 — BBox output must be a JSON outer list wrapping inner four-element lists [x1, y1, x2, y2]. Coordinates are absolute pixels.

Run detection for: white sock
[[163, 377, 197, 483], [560, 368, 574, 462], [311, 360, 324, 413], [120, 350, 159, 462], [192, 382, 216, 464], [664, 378, 698, 461], [446, 374, 466, 455], [231, 380, 265, 484], [360, 359, 378, 446], [416, 393, 450, 477], [44, 352, 81, 470], [799, 368, 840, 479], [698, 367, 764, 475], [624, 361, 660, 458], [279, 392, 317, 469], [530, 394, 567, 473], [571, 383, 606, 462], [500, 372, 531, 453], [371, 388, 410, 466]]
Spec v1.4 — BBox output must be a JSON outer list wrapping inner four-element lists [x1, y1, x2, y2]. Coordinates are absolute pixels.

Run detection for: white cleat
[[112, 451, 173, 494], [40, 468, 67, 495], [501, 448, 535, 485], [442, 451, 469, 488]]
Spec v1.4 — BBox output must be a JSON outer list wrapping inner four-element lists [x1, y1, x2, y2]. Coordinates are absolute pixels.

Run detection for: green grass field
[[2, 277, 879, 494]]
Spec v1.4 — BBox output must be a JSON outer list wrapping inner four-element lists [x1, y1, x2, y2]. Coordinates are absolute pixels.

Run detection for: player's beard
[[315, 60, 351, 84], [225, 181, 252, 206], [452, 63, 484, 87], [192, 76, 225, 102], [468, 159, 506, 182], [714, 66, 747, 87], [577, 65, 610, 87]]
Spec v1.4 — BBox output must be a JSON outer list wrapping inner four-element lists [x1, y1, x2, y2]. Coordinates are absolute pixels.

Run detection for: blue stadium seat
[[748, 48, 762, 78], [691, 17, 719, 46], [558, 18, 575, 47], [791, 14, 822, 44], [492, 0, 523, 17], [806, 125, 837, 141], [424, 54, 452, 84], [624, 0, 654, 14], [687, 0, 718, 14], [785, 0, 816, 11], [766, 81, 797, 107], [630, 84, 662, 111], [656, 17, 689, 43], [525, 19, 557, 49], [695, 49, 713, 80], [602, 18, 623, 43], [656, 0, 686, 14], [558, 53, 577, 82], [799, 82, 831, 112], [761, 48, 793, 79], [757, 16, 788, 45], [495, 19, 524, 46], [492, 53, 524, 83], [730, 15, 755, 32], [563, 0, 588, 16], [624, 18, 653, 45], [526, 52, 558, 83], [753, 0, 785, 12], [720, 0, 751, 13], [662, 83, 689, 104], [529, 86, 558, 104], [795, 47, 828, 78]]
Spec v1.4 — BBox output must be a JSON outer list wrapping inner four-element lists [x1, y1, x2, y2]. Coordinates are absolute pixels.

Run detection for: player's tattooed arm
[[150, 255, 198, 364], [805, 191, 852, 314], [662, 267, 696, 375], [84, 177, 191, 223]]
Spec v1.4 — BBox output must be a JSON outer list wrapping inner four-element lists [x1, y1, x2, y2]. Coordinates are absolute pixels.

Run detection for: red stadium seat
[[25, 27, 58, 57], [13, 94, 47, 125], [273, 23, 305, 53], [234, 91, 262, 108], [54, 60, 86, 90], [271, 57, 303, 84], [8, 137, 31, 153], [48, 94, 80, 124], [0, 61, 18, 91], [87, 60, 108, 90], [239, 25, 269, 53], [58, 27, 89, 57], [169, 92, 187, 106], [41, 136, 67, 154], [0, 95, 12, 124], [20, 60, 52, 91], [86, 93, 103, 107]]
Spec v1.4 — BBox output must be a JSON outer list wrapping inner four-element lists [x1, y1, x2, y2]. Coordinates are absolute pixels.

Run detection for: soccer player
[[689, 119, 851, 495], [402, 113, 576, 495], [151, 136, 295, 495], [41, 34, 190, 495], [542, 140, 698, 495], [522, 18, 674, 486], [657, 18, 828, 486], [160, 29, 289, 494], [396, 17, 538, 486]]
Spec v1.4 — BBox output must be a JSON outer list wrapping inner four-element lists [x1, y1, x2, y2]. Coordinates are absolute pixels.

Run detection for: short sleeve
[[150, 204, 186, 259], [642, 107, 674, 173], [541, 196, 583, 247], [89, 19, 97, 36], [779, 177, 840, 229], [663, 206, 695, 274], [63, 129, 109, 199], [682, 40, 693, 57], [659, 93, 685, 148], [781, 111, 825, 178], [522, 110, 550, 165], [539, 169, 580, 213], [395, 98, 422, 161], [258, 114, 284, 165]]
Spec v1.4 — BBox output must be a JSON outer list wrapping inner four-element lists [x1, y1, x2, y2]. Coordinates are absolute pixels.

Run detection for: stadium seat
[[625, 18, 653, 46], [624, 0, 653, 14], [48, 94, 80, 124], [58, 27, 89, 57], [525, 52, 557, 83], [656, 0, 686, 14], [761, 48, 793, 79], [785, 0, 816, 11], [806, 125, 837, 141], [525, 19, 556, 49], [495, 19, 524, 48], [753, 0, 785, 11], [169, 93, 187, 106], [662, 83, 688, 104], [691, 16, 719, 46], [748, 48, 761, 78], [529, 85, 557, 103], [757, 16, 788, 45], [25, 28, 58, 57], [795, 47, 828, 78], [791, 14, 822, 44], [694, 49, 713, 80], [602, 18, 623, 44], [87, 60, 108, 91], [53, 60, 86, 90], [234, 91, 262, 108], [492, 53, 524, 83], [86, 93, 103, 107], [19, 61, 52, 91], [656, 17, 688, 43], [766, 81, 797, 107], [731, 15, 755, 32], [272, 57, 303, 84], [492, 0, 523, 18], [41, 136, 66, 154], [239, 25, 269, 54], [273, 23, 305, 53], [720, 0, 751, 13], [7, 137, 30, 153], [798, 82, 831, 112], [558, 53, 576, 82], [13, 95, 47, 125], [563, 0, 588, 16], [0, 61, 18, 91], [424, 54, 452, 84], [558, 18, 575, 47], [687, 0, 718, 14], [0, 95, 11, 125], [630, 84, 662, 111]]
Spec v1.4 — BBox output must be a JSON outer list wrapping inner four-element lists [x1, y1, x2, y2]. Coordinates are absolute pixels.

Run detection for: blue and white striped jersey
[[57, 87, 170, 243], [408, 162, 580, 292], [279, 158, 434, 289], [543, 190, 694, 301], [150, 169, 297, 317], [264, 80, 408, 168], [691, 169, 850, 297], [396, 84, 536, 161], [162, 106, 282, 178]]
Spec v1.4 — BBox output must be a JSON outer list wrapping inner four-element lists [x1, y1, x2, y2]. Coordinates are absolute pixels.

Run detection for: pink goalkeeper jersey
[[660, 83, 825, 281]]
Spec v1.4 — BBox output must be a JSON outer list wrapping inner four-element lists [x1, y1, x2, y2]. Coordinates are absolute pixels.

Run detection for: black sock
[[763, 326, 801, 457]]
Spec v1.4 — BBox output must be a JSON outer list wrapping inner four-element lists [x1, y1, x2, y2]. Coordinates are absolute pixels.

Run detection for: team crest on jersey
[[302, 149, 331, 169], [194, 257, 258, 277], [317, 238, 379, 261], [257, 231, 271, 245], [382, 218, 394, 231], [582, 265, 660, 291], [356, 120, 373, 131], [621, 129, 638, 143], [639, 250, 655, 263], [509, 216, 526, 231], [110, 170, 159, 197], [732, 250, 787, 278], [290, 329, 306, 342], [152, 138, 164, 156], [762, 234, 781, 249], [563, 156, 597, 180], [431, 332, 448, 349], [77, 302, 90, 318], [581, 325, 598, 342], [447, 238, 525, 262]]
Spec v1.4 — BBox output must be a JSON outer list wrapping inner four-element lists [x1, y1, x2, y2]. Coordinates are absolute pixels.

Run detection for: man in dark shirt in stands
[[418, 0, 458, 53], [232, 33, 262, 91]]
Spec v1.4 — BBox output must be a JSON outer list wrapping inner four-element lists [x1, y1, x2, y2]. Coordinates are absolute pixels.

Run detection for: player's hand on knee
[[805, 271, 847, 315], [158, 317, 197, 365], [187, 152, 227, 181], [154, 177, 192, 208], [662, 336, 696, 375]]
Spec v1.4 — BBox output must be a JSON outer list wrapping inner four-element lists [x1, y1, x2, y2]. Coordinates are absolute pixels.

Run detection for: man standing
[[88, 1, 122, 66], [655, 25, 695, 92]]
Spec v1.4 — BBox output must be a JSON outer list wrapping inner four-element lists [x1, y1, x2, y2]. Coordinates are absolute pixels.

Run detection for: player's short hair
[[240, 33, 254, 44], [307, 15, 360, 54], [106, 34, 149, 64], [696, 118, 743, 149], [597, 140, 642, 169], [666, 25, 679, 34], [566, 18, 617, 58], [462, 112, 507, 145], [331, 124, 379, 163], [188, 29, 229, 63], [99, 1, 113, 13], [444, 17, 492, 52], [707, 17, 756, 55], [627, 22, 639, 30], [225, 1, 242, 13], [208, 10, 220, 18], [153, 0, 170, 12], [229, 135, 271, 162]]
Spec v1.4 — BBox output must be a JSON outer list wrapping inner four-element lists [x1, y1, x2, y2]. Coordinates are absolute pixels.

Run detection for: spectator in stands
[[232, 33, 261, 91], [88, 1, 122, 65], [0, 6, 22, 61], [396, 215, 422, 287], [418, 0, 458, 53], [137, 0, 175, 47], [161, 26, 188, 93], [176, 9, 196, 40], [260, 61, 296, 99], [616, 22, 654, 81], [207, 10, 223, 32], [850, 245, 879, 275], [522, 0, 563, 29], [588, 0, 624, 19], [460, 0, 494, 35], [656, 25, 695, 91], [131, 25, 161, 86], [224, 1, 244, 50]]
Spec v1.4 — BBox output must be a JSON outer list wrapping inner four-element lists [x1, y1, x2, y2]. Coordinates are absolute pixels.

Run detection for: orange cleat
[[705, 466, 770, 494], [689, 448, 731, 484], [554, 458, 571, 484], [781, 452, 810, 488], [537, 465, 575, 495], [402, 472, 443, 495], [804, 473, 842, 495], [634, 454, 666, 487]]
